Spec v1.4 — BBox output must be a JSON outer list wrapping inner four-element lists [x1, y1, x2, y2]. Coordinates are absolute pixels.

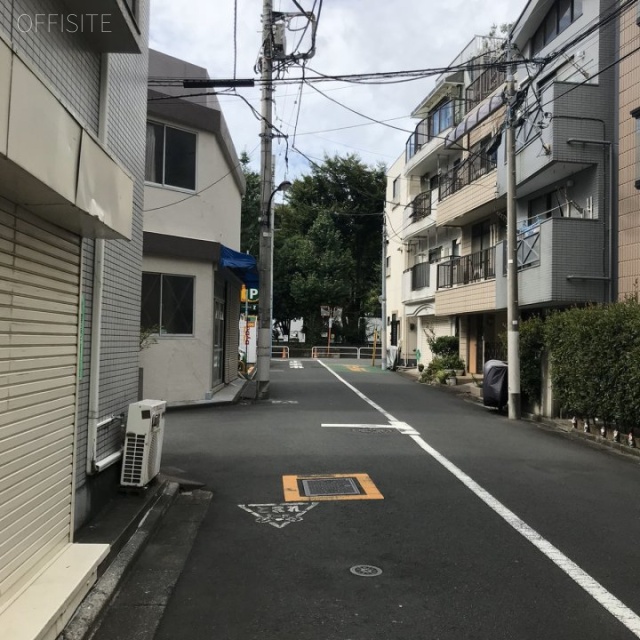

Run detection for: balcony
[[495, 217, 607, 309], [402, 262, 437, 305], [437, 153, 501, 227], [437, 247, 495, 289], [465, 65, 506, 111], [405, 99, 464, 163], [401, 191, 435, 240]]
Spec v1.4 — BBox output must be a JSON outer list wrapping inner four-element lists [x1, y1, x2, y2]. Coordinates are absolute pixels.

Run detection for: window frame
[[141, 272, 196, 337], [145, 121, 198, 192], [531, 0, 582, 55]]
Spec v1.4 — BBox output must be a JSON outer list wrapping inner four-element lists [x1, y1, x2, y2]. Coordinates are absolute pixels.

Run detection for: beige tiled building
[[618, 2, 640, 298]]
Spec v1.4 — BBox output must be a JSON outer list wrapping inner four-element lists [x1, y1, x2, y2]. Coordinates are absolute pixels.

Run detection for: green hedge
[[519, 297, 640, 429]]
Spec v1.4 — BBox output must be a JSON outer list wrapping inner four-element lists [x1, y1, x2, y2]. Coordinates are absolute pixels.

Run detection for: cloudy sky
[[149, 0, 528, 182]]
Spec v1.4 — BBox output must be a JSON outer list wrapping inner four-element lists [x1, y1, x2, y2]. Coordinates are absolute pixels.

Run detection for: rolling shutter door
[[0, 206, 81, 602]]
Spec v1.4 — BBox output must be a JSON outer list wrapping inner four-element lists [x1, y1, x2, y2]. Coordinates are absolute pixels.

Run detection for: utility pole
[[380, 220, 387, 370], [257, 0, 275, 399], [505, 39, 521, 419]]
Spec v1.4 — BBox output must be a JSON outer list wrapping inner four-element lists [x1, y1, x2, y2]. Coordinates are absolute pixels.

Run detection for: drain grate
[[301, 477, 361, 497]]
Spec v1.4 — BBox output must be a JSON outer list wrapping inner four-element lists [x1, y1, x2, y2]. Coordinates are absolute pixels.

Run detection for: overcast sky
[[149, 0, 528, 183]]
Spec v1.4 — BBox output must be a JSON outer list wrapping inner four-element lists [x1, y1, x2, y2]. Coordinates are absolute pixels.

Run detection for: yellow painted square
[[282, 473, 384, 502]]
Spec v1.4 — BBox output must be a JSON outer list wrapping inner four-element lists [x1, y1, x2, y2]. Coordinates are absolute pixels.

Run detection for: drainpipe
[[566, 138, 614, 302], [86, 54, 110, 475]]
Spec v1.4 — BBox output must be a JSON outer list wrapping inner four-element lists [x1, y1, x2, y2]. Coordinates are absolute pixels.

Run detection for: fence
[[311, 346, 381, 360]]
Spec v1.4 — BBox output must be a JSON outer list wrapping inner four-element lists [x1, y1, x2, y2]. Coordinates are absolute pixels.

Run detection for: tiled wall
[[1, 0, 101, 134], [619, 2, 640, 298]]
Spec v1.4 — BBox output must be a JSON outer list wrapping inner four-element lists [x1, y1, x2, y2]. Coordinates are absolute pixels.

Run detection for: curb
[[59, 481, 180, 640]]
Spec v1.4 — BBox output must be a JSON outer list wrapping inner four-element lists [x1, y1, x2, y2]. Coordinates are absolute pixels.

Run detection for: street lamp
[[257, 180, 291, 399]]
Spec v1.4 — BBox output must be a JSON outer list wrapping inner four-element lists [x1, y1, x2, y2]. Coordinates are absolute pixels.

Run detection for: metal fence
[[311, 346, 381, 360]]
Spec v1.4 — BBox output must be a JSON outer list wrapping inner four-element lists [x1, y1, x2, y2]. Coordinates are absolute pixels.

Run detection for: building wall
[[436, 280, 496, 316], [1, 0, 101, 135], [75, 6, 151, 527], [619, 2, 640, 298], [144, 123, 242, 248], [140, 256, 215, 403]]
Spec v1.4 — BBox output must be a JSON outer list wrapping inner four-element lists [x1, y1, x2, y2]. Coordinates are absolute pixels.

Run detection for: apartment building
[[142, 50, 248, 405], [619, 0, 640, 298], [386, 35, 506, 370], [0, 0, 149, 636], [387, 0, 620, 400]]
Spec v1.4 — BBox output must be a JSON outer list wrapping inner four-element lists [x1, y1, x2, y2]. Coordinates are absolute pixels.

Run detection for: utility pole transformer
[[505, 40, 521, 420], [257, 0, 275, 399]]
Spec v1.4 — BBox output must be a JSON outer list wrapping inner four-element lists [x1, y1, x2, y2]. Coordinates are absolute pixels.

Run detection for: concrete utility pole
[[257, 0, 275, 399], [380, 220, 387, 370], [505, 39, 521, 419]]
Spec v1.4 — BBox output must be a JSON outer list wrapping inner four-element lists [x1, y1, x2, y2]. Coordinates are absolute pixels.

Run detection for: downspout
[[86, 54, 110, 476]]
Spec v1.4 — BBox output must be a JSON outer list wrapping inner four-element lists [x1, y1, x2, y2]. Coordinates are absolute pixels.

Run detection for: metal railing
[[405, 99, 464, 161], [271, 346, 290, 359], [311, 346, 381, 360], [408, 191, 432, 223], [502, 226, 541, 275], [411, 261, 430, 290], [465, 64, 506, 111], [439, 151, 497, 200], [437, 246, 496, 289]]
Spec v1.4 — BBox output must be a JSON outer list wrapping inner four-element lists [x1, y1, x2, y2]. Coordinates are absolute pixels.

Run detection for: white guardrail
[[311, 346, 381, 360]]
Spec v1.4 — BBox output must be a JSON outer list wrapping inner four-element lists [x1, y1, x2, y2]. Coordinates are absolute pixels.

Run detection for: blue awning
[[219, 245, 258, 288]]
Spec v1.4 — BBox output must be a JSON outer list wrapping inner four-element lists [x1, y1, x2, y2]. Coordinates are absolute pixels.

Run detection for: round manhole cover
[[350, 565, 382, 577]]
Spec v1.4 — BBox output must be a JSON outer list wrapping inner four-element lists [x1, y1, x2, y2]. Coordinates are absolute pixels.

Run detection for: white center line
[[317, 359, 640, 637]]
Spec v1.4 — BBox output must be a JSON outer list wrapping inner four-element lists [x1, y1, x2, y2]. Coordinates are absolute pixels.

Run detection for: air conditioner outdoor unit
[[120, 399, 166, 488]]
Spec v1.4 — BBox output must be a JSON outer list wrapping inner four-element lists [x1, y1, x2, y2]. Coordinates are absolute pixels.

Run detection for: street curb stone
[[58, 481, 180, 640]]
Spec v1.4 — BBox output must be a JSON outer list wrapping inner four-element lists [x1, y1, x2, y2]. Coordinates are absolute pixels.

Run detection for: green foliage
[[519, 315, 545, 404], [435, 369, 450, 384], [239, 152, 261, 258], [273, 154, 386, 343], [429, 335, 459, 358], [544, 299, 640, 429]]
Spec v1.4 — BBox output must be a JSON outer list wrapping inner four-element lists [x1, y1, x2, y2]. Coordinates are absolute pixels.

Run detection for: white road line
[[322, 423, 396, 429], [317, 359, 640, 637]]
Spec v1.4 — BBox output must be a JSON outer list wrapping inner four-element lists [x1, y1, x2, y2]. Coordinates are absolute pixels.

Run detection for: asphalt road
[[147, 358, 640, 639]]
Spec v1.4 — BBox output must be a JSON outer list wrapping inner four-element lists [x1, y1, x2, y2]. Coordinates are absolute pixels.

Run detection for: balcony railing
[[409, 192, 432, 223], [410, 262, 430, 290], [502, 225, 541, 274], [465, 63, 506, 111], [406, 99, 464, 161], [439, 151, 497, 200], [437, 246, 496, 289]]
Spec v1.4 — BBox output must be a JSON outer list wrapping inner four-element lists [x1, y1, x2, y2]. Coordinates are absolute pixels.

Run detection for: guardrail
[[311, 346, 381, 360], [271, 346, 290, 359]]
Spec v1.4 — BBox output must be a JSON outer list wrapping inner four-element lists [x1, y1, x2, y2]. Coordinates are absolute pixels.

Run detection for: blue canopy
[[219, 245, 258, 288]]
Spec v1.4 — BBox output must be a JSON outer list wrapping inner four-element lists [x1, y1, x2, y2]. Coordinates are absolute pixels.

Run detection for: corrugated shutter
[[225, 282, 240, 384], [0, 206, 80, 602]]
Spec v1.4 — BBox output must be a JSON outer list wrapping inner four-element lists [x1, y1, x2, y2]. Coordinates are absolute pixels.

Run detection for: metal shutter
[[225, 282, 240, 383], [0, 206, 81, 602]]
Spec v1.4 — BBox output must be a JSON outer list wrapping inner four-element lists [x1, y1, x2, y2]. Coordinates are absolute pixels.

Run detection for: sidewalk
[[396, 365, 640, 462]]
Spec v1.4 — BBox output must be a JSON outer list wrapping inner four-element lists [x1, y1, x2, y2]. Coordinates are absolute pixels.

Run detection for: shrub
[[519, 315, 545, 404], [429, 335, 459, 358]]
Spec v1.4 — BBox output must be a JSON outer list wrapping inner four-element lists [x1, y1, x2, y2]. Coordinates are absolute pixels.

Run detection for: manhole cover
[[301, 477, 361, 497], [350, 565, 382, 577]]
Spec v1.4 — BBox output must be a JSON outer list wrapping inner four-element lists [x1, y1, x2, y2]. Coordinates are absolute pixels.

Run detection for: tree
[[274, 154, 385, 343], [239, 152, 261, 258]]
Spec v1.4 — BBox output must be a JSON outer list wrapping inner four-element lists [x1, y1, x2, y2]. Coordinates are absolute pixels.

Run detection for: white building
[[140, 50, 249, 405]]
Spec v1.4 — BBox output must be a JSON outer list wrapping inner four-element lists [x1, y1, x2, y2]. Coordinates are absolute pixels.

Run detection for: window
[[392, 177, 399, 200], [430, 100, 455, 138], [428, 247, 442, 263], [531, 0, 582, 54], [141, 273, 195, 335], [145, 122, 197, 190]]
